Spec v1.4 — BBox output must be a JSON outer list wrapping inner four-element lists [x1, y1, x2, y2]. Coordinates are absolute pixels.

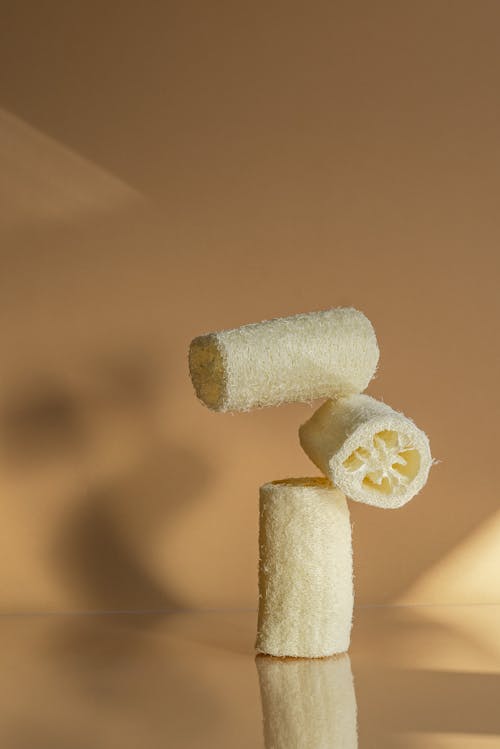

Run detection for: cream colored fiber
[[189, 307, 379, 412], [299, 394, 432, 509], [256, 653, 358, 749], [255, 478, 353, 658]]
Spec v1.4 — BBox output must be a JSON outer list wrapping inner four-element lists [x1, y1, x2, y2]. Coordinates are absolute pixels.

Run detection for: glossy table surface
[[0, 606, 498, 748]]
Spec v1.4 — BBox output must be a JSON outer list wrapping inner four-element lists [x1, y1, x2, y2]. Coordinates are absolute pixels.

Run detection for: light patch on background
[[397, 510, 500, 606], [0, 109, 141, 231]]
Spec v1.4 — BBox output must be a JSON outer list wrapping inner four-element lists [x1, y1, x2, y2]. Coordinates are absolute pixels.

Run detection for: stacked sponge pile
[[189, 308, 432, 658]]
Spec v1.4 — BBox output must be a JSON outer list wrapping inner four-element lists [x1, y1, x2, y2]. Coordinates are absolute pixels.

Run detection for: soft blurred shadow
[[0, 351, 161, 468], [0, 335, 212, 611], [256, 654, 357, 748], [53, 444, 211, 611], [0, 378, 83, 465], [0, 111, 212, 612]]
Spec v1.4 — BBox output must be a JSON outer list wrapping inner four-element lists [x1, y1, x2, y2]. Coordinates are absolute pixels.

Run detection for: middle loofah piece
[[299, 394, 433, 509], [256, 478, 353, 658]]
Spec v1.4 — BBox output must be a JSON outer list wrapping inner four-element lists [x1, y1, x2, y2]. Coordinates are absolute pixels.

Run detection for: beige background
[[0, 2, 498, 612]]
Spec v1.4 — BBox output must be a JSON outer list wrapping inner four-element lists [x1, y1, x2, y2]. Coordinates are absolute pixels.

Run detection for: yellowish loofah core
[[271, 477, 332, 488], [342, 429, 421, 496], [188, 334, 226, 410], [299, 395, 432, 509]]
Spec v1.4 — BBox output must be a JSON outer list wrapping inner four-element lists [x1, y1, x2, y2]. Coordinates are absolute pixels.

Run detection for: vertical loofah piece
[[189, 307, 379, 412], [256, 654, 358, 749], [256, 478, 353, 658], [299, 394, 433, 509]]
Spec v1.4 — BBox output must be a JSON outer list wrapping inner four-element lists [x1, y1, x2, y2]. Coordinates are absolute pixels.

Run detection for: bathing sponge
[[256, 654, 358, 749], [255, 478, 353, 658], [189, 307, 379, 412], [299, 394, 432, 509]]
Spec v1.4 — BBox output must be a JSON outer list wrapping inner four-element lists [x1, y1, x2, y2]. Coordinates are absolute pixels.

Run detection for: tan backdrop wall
[[0, 2, 498, 612]]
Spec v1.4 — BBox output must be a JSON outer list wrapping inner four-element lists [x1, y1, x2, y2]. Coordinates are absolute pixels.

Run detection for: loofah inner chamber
[[342, 429, 421, 496]]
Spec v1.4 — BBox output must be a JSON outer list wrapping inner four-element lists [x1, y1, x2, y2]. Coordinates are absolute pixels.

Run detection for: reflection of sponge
[[256, 478, 353, 658], [189, 307, 379, 412], [299, 394, 432, 509], [256, 653, 358, 749]]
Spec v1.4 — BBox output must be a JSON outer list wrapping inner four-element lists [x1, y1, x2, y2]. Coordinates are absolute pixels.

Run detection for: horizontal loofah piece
[[255, 478, 353, 658], [188, 307, 379, 412], [256, 653, 358, 749], [299, 395, 432, 509]]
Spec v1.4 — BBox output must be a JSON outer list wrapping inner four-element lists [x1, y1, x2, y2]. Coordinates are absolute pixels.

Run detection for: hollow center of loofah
[[342, 429, 420, 495]]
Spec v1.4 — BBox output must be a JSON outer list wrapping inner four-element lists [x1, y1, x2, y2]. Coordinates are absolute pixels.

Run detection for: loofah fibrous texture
[[256, 653, 358, 749], [188, 307, 379, 412], [299, 394, 432, 509], [255, 478, 353, 658]]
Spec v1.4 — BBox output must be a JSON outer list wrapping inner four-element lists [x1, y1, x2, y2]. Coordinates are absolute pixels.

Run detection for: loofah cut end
[[331, 415, 431, 509], [188, 334, 227, 411], [299, 395, 433, 509]]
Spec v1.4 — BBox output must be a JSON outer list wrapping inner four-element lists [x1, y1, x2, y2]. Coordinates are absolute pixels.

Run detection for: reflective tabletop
[[0, 606, 498, 748]]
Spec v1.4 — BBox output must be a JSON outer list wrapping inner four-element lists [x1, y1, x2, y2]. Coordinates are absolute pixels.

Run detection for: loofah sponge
[[188, 307, 379, 412], [255, 478, 353, 658], [256, 653, 358, 749], [299, 394, 432, 509]]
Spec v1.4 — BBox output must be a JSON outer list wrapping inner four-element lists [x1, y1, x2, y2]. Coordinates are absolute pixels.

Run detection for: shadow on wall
[[54, 453, 210, 612], [1, 378, 85, 466], [0, 352, 211, 611], [0, 108, 211, 610]]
